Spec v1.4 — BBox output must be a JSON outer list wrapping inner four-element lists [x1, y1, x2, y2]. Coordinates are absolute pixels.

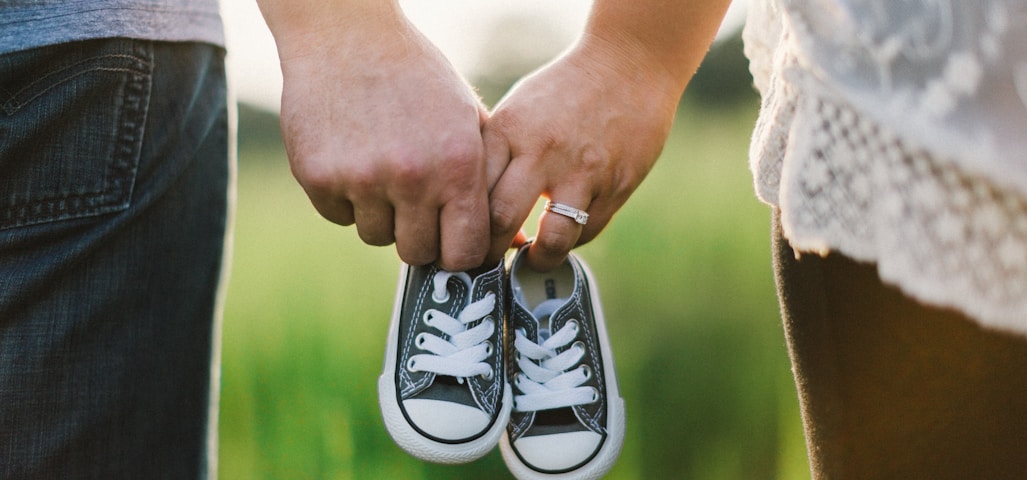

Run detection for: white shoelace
[[513, 301, 598, 412], [406, 271, 496, 381]]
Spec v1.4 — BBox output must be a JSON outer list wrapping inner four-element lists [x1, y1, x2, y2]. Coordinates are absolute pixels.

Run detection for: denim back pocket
[[0, 38, 153, 230]]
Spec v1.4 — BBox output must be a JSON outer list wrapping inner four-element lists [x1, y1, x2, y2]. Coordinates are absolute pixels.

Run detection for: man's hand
[[258, 0, 499, 271]]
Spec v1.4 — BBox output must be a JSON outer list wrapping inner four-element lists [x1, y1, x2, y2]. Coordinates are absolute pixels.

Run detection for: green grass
[[219, 104, 810, 479]]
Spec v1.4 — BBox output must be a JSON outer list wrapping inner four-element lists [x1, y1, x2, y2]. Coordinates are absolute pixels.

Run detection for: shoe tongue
[[448, 271, 474, 290], [532, 299, 567, 341]]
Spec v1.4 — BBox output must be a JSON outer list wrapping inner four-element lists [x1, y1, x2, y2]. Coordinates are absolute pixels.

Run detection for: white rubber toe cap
[[402, 399, 490, 441], [513, 431, 603, 471]]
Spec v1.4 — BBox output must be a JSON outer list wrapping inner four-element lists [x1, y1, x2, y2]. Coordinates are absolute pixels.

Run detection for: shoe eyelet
[[589, 387, 600, 404], [572, 340, 586, 355], [415, 333, 428, 349], [480, 369, 494, 381], [483, 341, 494, 356], [431, 290, 450, 303], [422, 310, 435, 324], [406, 358, 419, 373], [580, 364, 593, 381], [566, 319, 580, 333]]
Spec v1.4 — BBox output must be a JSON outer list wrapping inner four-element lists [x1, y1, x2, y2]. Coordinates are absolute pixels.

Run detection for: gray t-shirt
[[1, 0, 224, 55]]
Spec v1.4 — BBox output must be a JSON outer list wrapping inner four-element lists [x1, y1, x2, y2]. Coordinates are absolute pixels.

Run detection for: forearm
[[256, 0, 404, 61], [581, 0, 733, 97]]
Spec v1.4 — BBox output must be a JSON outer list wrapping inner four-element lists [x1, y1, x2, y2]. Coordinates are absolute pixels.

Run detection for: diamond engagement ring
[[545, 201, 589, 225]]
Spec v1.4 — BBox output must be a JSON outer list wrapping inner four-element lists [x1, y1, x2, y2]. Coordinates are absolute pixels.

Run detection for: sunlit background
[[216, 1, 811, 479], [220, 0, 750, 111]]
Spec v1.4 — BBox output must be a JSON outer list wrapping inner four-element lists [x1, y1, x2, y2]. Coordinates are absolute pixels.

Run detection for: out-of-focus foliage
[[682, 31, 760, 109], [468, 17, 759, 112]]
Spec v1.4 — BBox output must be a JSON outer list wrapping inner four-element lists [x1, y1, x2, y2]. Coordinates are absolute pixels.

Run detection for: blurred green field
[[218, 101, 811, 479]]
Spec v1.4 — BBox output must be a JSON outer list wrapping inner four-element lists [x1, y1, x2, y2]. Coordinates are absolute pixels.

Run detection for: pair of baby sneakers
[[378, 244, 625, 479]]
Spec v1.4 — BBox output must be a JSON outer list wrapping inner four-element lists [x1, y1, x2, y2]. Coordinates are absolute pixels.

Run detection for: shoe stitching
[[466, 266, 504, 415], [398, 267, 437, 396], [400, 264, 505, 406], [568, 281, 607, 434], [399, 266, 471, 397], [509, 259, 609, 437]]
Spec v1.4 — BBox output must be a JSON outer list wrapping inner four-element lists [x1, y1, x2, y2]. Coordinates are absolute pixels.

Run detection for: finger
[[482, 118, 511, 194], [481, 124, 514, 266], [512, 228, 529, 248], [528, 193, 591, 272], [437, 189, 490, 271], [574, 199, 618, 246], [393, 203, 440, 266], [485, 226, 530, 266], [308, 194, 356, 226], [478, 102, 491, 131], [487, 154, 545, 263], [352, 201, 396, 247]]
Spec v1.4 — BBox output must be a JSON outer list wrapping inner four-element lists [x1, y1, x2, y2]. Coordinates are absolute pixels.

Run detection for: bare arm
[[257, 0, 499, 271], [484, 0, 733, 270]]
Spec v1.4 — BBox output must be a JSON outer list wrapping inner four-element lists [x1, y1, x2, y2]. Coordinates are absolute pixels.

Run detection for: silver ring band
[[545, 200, 589, 225]]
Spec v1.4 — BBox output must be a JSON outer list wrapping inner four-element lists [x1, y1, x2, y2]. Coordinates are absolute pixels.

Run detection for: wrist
[[259, 0, 404, 62], [568, 33, 686, 109], [578, 0, 731, 100]]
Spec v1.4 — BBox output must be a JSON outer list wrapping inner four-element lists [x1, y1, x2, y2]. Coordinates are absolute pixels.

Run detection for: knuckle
[[440, 136, 483, 165], [438, 143, 484, 187], [345, 168, 379, 200], [290, 156, 335, 194], [293, 155, 379, 202], [388, 138, 483, 199], [388, 153, 430, 192], [578, 147, 611, 173], [489, 200, 520, 236]]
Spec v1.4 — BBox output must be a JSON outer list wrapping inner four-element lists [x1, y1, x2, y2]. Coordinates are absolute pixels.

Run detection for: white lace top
[[743, 0, 1027, 336]]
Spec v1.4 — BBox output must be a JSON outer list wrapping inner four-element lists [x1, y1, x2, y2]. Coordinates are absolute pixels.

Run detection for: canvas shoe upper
[[500, 246, 625, 480], [379, 260, 511, 464]]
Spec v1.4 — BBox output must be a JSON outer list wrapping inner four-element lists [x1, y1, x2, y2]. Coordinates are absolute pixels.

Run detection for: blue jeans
[[0, 38, 230, 479]]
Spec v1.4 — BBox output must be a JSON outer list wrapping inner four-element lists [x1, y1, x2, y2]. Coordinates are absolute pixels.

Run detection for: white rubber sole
[[378, 264, 511, 464], [500, 397, 624, 480], [500, 254, 626, 479]]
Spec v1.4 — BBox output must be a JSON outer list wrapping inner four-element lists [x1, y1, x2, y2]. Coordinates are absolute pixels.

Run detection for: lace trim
[[745, 1, 1027, 336], [753, 79, 1027, 337], [777, 0, 1027, 198]]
